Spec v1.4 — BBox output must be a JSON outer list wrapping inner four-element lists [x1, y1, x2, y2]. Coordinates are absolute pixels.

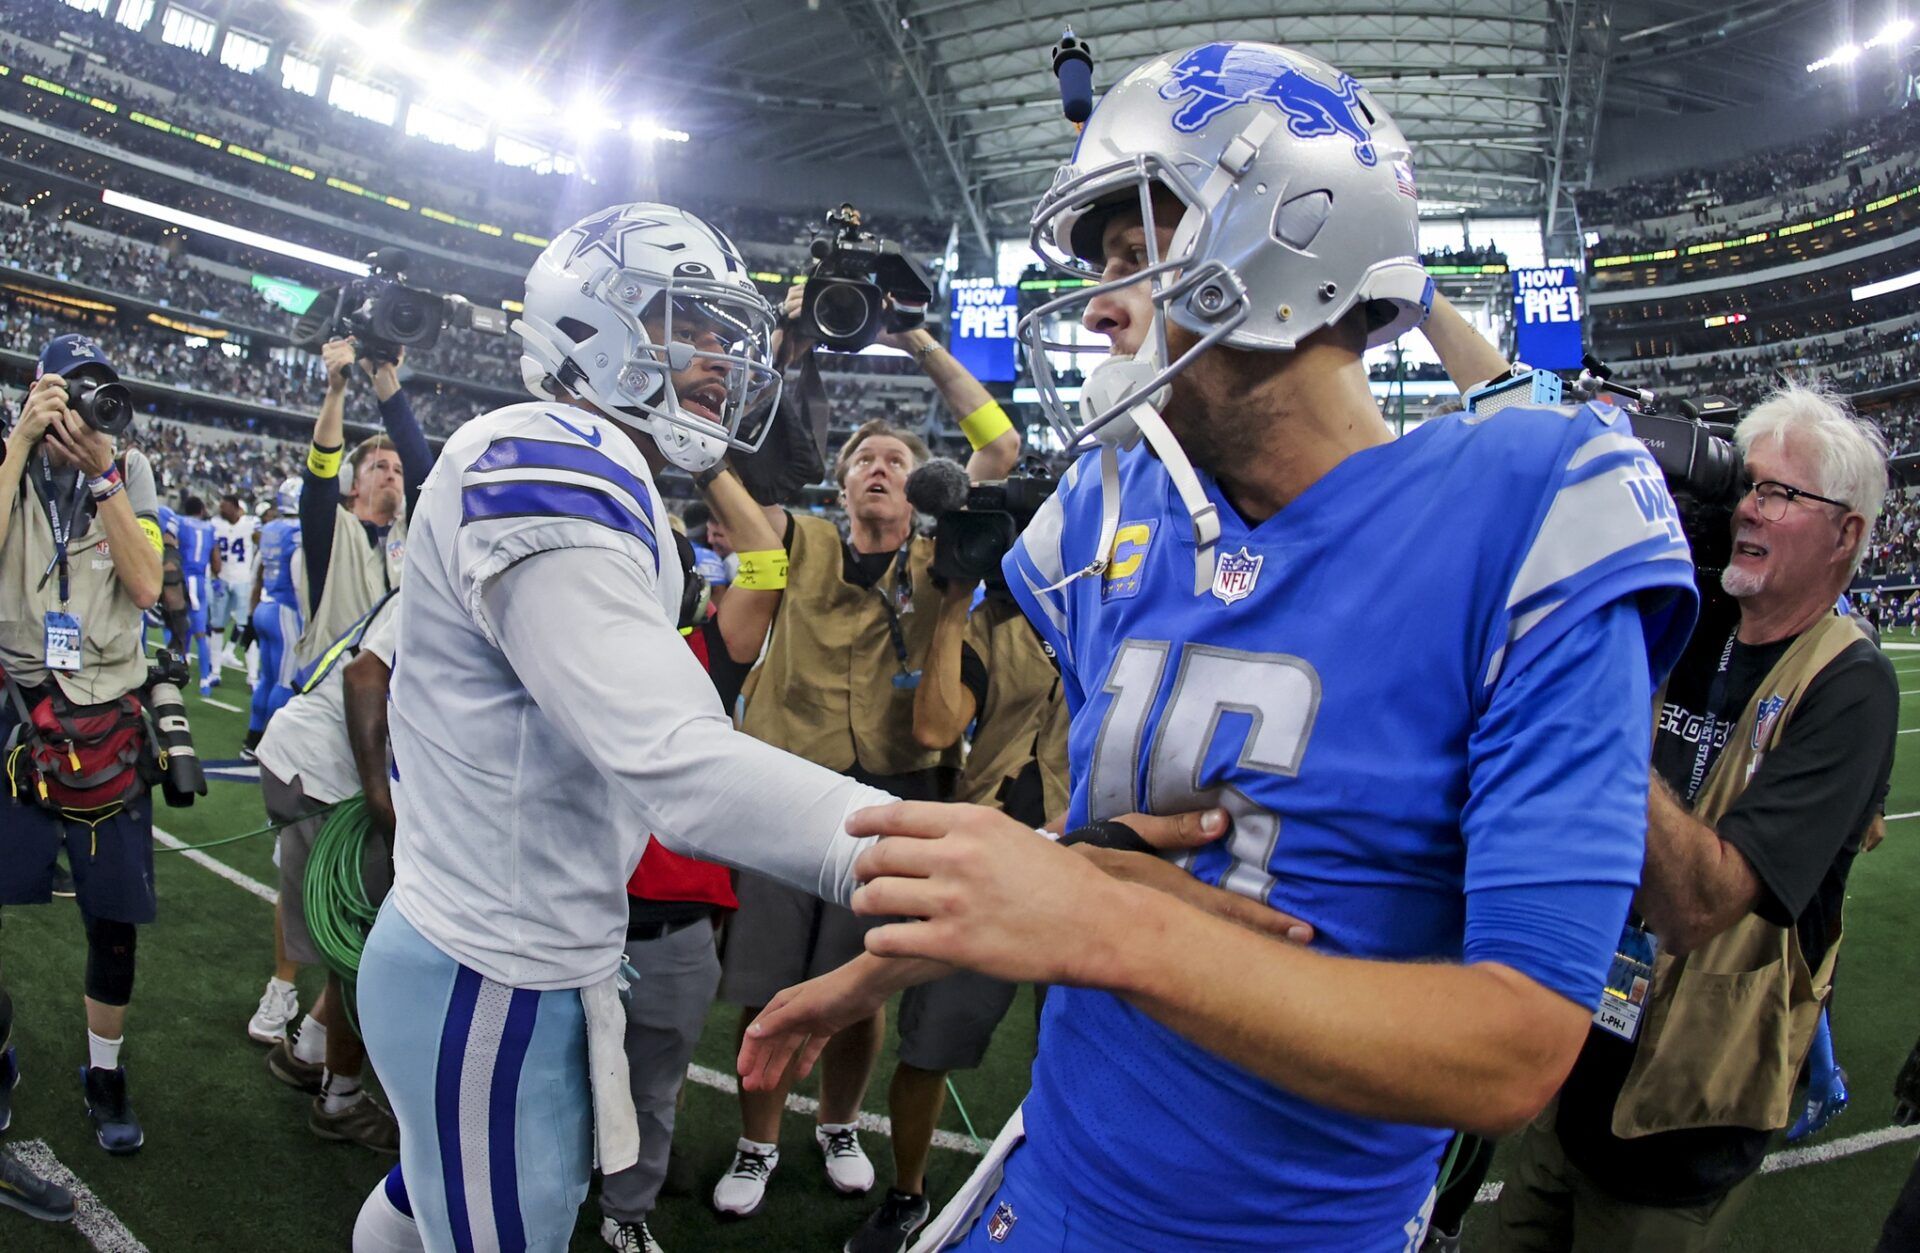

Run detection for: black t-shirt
[[1556, 603, 1897, 1206], [959, 609, 1049, 828]]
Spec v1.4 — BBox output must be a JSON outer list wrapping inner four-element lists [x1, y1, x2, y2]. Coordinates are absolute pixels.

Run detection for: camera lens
[[812, 281, 875, 343]]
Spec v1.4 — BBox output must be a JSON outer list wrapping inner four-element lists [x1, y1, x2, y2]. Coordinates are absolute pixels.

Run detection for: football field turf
[[4, 633, 1920, 1251]]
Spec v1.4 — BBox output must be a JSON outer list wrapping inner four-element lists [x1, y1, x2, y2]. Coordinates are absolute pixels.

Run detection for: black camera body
[[66, 374, 134, 438], [1579, 357, 1745, 576], [931, 464, 1058, 587], [800, 205, 934, 353], [291, 247, 488, 365]]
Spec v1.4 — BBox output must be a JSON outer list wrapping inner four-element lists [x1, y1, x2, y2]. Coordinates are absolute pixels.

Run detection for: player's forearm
[[912, 592, 974, 749], [99, 494, 161, 608], [1100, 885, 1588, 1137], [1636, 777, 1760, 955], [716, 591, 778, 665], [1420, 292, 1511, 394], [488, 549, 892, 904]]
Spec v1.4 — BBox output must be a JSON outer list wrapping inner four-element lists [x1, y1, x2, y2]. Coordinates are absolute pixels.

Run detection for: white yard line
[[154, 829, 986, 1155], [1884, 811, 1920, 822], [198, 696, 244, 713], [9, 1139, 150, 1252]]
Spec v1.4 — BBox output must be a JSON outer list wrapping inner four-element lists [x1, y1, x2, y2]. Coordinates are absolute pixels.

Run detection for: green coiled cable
[[302, 794, 379, 1031]]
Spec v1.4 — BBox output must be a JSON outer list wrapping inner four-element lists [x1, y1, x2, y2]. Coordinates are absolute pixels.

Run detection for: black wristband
[[1058, 819, 1157, 856], [693, 462, 729, 492]]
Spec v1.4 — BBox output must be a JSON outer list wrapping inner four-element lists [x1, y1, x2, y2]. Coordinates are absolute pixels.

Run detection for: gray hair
[[1735, 383, 1889, 576]]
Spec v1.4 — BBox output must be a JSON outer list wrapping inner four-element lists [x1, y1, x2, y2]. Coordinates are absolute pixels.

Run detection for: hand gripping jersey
[[1003, 401, 1698, 1249], [257, 517, 302, 606], [213, 515, 259, 587], [386, 402, 886, 991]]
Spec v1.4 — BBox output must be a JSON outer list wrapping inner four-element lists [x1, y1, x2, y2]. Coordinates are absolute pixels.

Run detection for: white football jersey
[[386, 402, 888, 990], [212, 515, 259, 586]]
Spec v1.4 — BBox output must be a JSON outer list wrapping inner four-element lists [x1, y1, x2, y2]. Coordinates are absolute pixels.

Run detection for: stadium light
[[1869, 17, 1916, 47], [1852, 266, 1920, 301], [100, 190, 371, 276], [1809, 17, 1912, 71], [629, 117, 691, 144]]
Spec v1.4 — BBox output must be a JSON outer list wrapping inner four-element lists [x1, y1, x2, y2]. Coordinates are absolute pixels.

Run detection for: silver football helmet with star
[[514, 203, 782, 472]]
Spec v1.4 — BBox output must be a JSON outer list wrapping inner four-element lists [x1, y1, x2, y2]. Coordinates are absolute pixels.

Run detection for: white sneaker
[[600, 1216, 663, 1252], [815, 1123, 875, 1196], [712, 1139, 779, 1217], [247, 978, 299, 1045]]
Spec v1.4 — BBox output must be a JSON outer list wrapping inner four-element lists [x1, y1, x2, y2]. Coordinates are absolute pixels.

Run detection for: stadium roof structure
[[203, 0, 1857, 255]]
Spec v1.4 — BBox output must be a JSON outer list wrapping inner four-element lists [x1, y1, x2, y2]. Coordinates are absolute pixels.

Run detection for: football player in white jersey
[[209, 494, 258, 672], [350, 204, 906, 1253]]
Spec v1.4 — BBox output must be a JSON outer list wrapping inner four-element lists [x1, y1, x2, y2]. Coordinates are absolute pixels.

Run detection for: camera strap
[[864, 542, 917, 684], [1686, 629, 1739, 803], [34, 453, 90, 604]]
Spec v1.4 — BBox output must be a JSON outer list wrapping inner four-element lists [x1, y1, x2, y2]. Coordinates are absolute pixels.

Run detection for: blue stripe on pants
[[436, 966, 482, 1253], [488, 989, 541, 1250]]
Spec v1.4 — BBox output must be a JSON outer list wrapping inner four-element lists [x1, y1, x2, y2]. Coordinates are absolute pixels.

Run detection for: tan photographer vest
[[295, 505, 405, 669], [0, 450, 155, 704], [1613, 611, 1866, 1139], [739, 512, 954, 777], [954, 596, 1070, 819]]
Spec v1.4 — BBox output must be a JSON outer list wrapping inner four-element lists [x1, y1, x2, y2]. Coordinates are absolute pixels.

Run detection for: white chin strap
[[1038, 341, 1222, 598], [646, 413, 727, 474]]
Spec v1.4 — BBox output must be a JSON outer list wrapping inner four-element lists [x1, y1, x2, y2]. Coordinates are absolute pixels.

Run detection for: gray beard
[[1720, 563, 1767, 599]]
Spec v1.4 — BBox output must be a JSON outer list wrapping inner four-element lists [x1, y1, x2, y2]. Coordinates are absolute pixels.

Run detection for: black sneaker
[[50, 859, 75, 900], [0, 1046, 17, 1135], [266, 1037, 325, 1094], [81, 1065, 144, 1155], [600, 1215, 663, 1251], [0, 1147, 75, 1223], [844, 1188, 931, 1253]]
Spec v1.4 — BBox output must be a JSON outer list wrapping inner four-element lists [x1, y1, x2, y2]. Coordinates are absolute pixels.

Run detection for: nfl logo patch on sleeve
[[1210, 546, 1263, 605], [988, 1200, 1018, 1242]]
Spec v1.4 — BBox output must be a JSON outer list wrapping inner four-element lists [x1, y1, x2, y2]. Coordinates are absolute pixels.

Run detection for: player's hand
[[848, 802, 1152, 986], [365, 785, 397, 839], [43, 400, 115, 477], [321, 338, 356, 395], [736, 955, 909, 1093], [9, 375, 64, 459]]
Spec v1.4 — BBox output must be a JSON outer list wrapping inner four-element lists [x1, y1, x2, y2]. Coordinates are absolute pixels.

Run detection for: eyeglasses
[[1746, 479, 1850, 522]]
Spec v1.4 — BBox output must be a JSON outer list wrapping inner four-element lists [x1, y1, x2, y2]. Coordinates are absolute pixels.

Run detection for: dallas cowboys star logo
[[563, 207, 678, 269]]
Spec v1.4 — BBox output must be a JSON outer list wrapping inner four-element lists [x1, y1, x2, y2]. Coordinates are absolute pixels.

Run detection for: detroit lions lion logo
[[1159, 43, 1379, 168]]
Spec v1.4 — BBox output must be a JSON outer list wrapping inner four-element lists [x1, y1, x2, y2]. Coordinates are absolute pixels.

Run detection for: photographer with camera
[[292, 336, 429, 671], [1493, 384, 1899, 1251], [0, 335, 164, 1155], [708, 248, 1021, 1219]]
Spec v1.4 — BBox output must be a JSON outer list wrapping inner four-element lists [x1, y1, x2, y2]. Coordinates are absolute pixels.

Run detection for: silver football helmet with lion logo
[[515, 203, 782, 473], [1017, 42, 1431, 593]]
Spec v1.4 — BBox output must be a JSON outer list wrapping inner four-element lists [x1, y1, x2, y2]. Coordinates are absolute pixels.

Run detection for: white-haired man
[[1494, 384, 1898, 1251]]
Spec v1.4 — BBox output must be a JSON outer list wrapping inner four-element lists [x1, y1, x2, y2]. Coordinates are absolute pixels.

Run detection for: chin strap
[[1035, 400, 1221, 599]]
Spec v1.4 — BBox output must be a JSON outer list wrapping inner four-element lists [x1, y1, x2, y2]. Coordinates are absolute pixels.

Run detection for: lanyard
[[35, 454, 90, 604], [1686, 629, 1738, 803], [860, 541, 916, 680]]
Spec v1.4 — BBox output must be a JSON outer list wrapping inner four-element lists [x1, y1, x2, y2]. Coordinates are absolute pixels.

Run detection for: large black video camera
[[798, 205, 934, 353], [290, 247, 505, 366], [907, 456, 1058, 585], [1578, 356, 1746, 576]]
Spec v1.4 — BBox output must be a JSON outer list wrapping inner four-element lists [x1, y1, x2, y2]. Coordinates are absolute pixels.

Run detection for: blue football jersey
[[1004, 401, 1697, 1248], [157, 504, 178, 545], [175, 515, 215, 577], [259, 517, 302, 605]]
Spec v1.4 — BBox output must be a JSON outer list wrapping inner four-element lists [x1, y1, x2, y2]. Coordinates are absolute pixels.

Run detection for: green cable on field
[[152, 810, 322, 852], [944, 1077, 987, 1154], [303, 794, 380, 1033]]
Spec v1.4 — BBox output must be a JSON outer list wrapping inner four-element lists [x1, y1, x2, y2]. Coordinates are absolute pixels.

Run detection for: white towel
[[582, 972, 639, 1175], [908, 1105, 1026, 1252]]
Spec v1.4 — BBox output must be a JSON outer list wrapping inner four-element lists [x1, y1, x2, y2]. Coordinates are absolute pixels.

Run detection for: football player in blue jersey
[[740, 42, 1701, 1252], [171, 495, 220, 695], [243, 476, 305, 758]]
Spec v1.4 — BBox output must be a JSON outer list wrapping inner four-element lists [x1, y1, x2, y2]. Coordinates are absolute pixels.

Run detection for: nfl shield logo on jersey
[[1751, 694, 1786, 750], [1211, 546, 1263, 605], [988, 1200, 1017, 1242]]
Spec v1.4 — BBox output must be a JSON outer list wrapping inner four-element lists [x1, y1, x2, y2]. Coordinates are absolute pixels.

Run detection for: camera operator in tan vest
[[707, 282, 1021, 1222], [1494, 384, 1899, 1251], [292, 337, 432, 669], [0, 336, 162, 1156]]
